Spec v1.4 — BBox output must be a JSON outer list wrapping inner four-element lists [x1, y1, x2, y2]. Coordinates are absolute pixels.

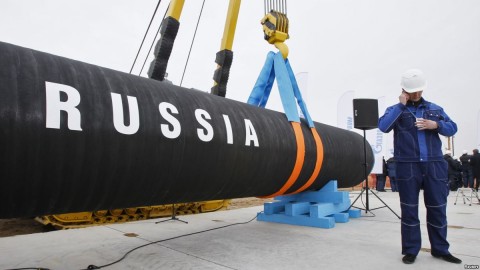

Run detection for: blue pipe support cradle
[[257, 180, 361, 228]]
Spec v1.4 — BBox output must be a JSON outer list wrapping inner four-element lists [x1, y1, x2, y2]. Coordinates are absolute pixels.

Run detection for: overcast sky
[[1, 0, 479, 156]]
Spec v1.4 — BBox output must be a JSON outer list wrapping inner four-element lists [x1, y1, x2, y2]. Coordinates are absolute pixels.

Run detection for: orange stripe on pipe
[[288, 127, 324, 194], [259, 122, 305, 198]]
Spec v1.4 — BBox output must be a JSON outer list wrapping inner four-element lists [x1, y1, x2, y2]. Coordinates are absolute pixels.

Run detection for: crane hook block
[[261, 11, 289, 58]]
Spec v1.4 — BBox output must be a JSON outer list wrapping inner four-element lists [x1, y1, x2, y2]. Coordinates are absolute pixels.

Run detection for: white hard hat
[[401, 69, 427, 93], [463, 150, 468, 154], [445, 150, 452, 155]]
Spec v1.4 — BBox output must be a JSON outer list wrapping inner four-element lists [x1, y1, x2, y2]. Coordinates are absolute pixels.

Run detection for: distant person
[[378, 69, 461, 264], [453, 156, 463, 188], [460, 150, 474, 188], [386, 155, 398, 192], [444, 151, 461, 191], [470, 149, 480, 191], [376, 157, 388, 192]]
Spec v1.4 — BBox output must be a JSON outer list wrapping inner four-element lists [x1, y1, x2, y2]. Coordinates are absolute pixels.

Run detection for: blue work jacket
[[378, 98, 457, 162]]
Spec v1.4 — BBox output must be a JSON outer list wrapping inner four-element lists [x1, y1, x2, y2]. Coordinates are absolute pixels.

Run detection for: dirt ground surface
[[0, 218, 53, 237], [0, 197, 272, 238]]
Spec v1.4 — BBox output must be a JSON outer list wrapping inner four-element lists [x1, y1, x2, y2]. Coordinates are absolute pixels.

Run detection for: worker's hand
[[415, 118, 438, 130], [399, 91, 409, 105]]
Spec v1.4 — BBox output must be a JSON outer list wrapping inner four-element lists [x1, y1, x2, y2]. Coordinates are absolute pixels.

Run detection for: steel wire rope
[[129, 0, 162, 74], [180, 0, 206, 87], [138, 6, 169, 76], [264, 0, 287, 13]]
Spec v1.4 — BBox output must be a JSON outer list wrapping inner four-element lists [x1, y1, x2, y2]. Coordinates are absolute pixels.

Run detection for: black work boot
[[402, 254, 416, 264], [432, 253, 462, 264]]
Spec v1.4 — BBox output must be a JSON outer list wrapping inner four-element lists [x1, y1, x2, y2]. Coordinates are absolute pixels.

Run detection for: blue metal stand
[[257, 180, 360, 228]]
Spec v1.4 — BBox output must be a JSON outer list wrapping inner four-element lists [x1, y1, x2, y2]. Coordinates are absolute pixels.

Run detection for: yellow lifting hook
[[261, 1, 289, 59]]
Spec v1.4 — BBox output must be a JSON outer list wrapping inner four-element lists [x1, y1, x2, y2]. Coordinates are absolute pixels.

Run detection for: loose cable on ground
[[2, 213, 260, 270], [82, 212, 260, 270]]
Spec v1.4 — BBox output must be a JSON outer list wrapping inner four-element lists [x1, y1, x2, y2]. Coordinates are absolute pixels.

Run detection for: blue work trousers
[[389, 176, 398, 192], [376, 174, 386, 191], [462, 168, 474, 188], [396, 161, 450, 256]]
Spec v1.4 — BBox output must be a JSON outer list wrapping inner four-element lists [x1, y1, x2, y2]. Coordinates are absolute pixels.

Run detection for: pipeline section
[[0, 41, 374, 218]]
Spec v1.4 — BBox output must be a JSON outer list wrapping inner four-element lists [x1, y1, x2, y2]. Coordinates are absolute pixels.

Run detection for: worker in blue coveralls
[[378, 69, 461, 265]]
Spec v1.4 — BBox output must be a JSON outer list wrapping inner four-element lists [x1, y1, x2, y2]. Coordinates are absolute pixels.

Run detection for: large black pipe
[[0, 42, 374, 219]]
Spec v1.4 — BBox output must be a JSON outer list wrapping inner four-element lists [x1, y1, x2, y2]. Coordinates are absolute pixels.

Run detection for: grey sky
[[1, 0, 479, 156]]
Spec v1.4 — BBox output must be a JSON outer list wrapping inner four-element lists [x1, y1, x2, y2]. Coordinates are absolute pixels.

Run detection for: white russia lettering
[[159, 102, 181, 139], [45, 82, 83, 131], [45, 81, 259, 147], [111, 93, 139, 135]]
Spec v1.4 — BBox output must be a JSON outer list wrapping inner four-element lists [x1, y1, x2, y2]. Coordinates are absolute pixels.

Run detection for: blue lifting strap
[[247, 51, 314, 128]]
